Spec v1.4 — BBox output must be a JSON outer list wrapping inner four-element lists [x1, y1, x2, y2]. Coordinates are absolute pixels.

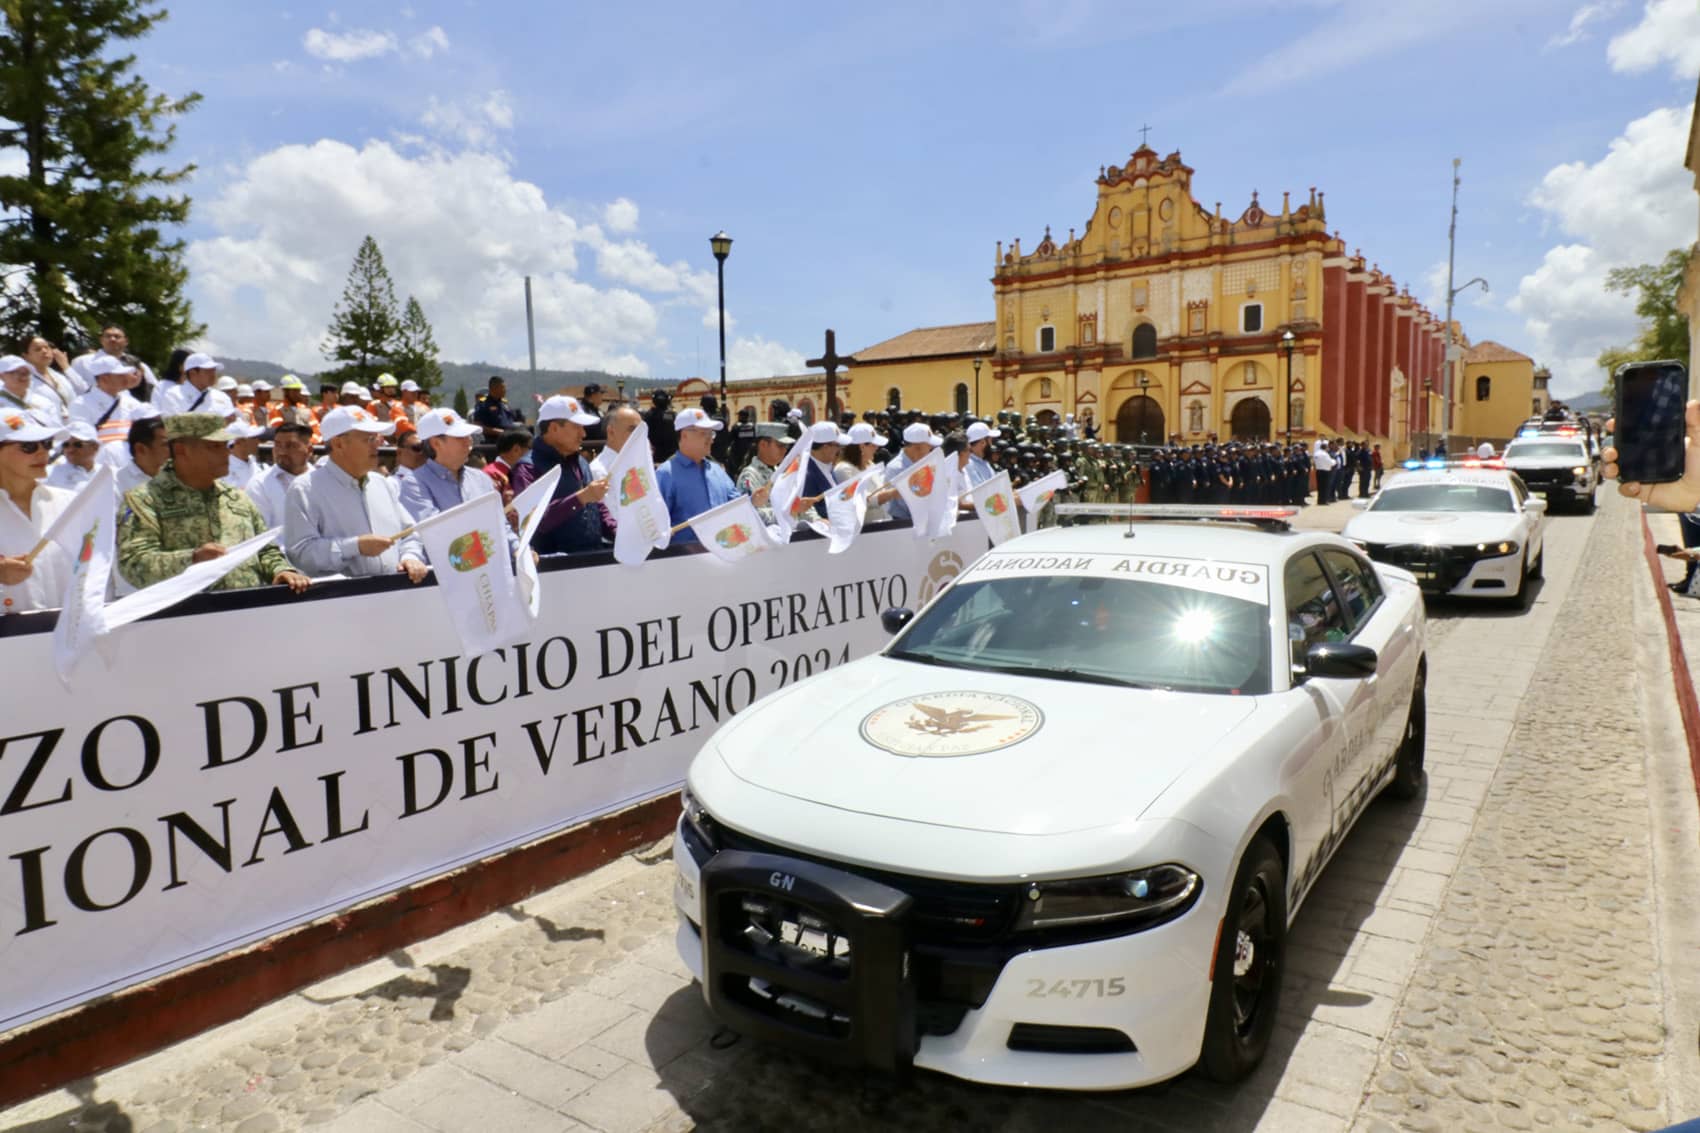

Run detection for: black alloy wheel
[[1201, 836, 1286, 1082], [1387, 666, 1426, 800]]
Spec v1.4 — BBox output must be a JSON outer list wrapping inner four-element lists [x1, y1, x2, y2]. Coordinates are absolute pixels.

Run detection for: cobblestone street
[[7, 492, 1699, 1133]]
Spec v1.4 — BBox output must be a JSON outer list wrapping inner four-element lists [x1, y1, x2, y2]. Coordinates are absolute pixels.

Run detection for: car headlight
[[1015, 864, 1201, 933], [1572, 466, 1588, 480], [1472, 541, 1518, 557], [680, 786, 719, 851]]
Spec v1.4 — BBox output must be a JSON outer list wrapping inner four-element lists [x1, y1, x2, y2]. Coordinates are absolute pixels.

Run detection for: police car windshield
[[888, 574, 1271, 695], [1505, 442, 1588, 460], [1370, 485, 1514, 513]]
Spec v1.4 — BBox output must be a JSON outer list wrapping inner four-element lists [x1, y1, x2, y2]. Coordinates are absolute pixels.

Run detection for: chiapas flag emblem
[[715, 523, 751, 549], [78, 525, 96, 565], [448, 530, 493, 572], [908, 464, 935, 497], [620, 467, 648, 506], [984, 492, 1008, 516]]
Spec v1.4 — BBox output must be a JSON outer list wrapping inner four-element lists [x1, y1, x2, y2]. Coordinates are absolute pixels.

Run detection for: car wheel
[[1386, 668, 1426, 801], [1513, 552, 1535, 610], [1582, 487, 1597, 515], [1201, 836, 1286, 1083], [1530, 545, 1544, 581]]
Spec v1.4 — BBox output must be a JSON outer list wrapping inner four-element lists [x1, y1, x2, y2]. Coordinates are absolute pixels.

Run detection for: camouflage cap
[[164, 413, 234, 442]]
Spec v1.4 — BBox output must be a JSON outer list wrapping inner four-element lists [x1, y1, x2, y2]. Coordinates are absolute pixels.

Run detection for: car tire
[[1582, 487, 1597, 515], [1201, 836, 1286, 1083], [1387, 668, 1426, 801], [1514, 552, 1535, 610], [1530, 546, 1544, 581]]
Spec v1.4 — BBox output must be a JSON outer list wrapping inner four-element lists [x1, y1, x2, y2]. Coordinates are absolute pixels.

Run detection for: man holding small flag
[[412, 489, 531, 656], [285, 406, 428, 582], [511, 395, 612, 556], [681, 493, 782, 565], [654, 407, 734, 548], [966, 468, 1022, 546]]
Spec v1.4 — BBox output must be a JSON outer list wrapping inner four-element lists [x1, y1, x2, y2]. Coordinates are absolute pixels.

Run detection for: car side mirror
[[1305, 642, 1378, 678], [1351, 498, 1369, 510], [1525, 498, 1547, 513], [881, 607, 915, 634]]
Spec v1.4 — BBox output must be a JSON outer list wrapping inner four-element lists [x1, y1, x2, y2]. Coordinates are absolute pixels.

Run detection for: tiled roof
[[853, 322, 997, 362], [1463, 340, 1533, 364]]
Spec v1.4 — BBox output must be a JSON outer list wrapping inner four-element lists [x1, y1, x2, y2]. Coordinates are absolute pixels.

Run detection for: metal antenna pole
[[524, 275, 537, 376], [1440, 159, 1460, 454]]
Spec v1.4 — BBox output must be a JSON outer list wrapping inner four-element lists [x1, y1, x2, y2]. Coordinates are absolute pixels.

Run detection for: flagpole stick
[[20, 535, 50, 565], [667, 519, 693, 536], [390, 525, 416, 541]]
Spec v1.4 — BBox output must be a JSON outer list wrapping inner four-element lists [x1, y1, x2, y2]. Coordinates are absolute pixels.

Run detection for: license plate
[[782, 918, 850, 962]]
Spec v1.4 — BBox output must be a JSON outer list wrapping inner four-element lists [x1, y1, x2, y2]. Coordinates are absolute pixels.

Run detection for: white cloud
[[185, 139, 681, 374], [604, 197, 640, 234], [302, 27, 397, 63], [591, 237, 716, 303], [1608, 0, 1700, 77], [1548, 0, 1622, 49], [409, 26, 450, 59], [1510, 101, 1694, 395], [728, 336, 806, 380], [419, 90, 514, 149]]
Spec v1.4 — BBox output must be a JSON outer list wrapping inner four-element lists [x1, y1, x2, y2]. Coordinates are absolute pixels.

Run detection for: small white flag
[[767, 432, 813, 543], [604, 420, 671, 565], [104, 527, 284, 628], [413, 491, 530, 657], [509, 464, 561, 619], [1016, 470, 1068, 533], [46, 466, 117, 683], [823, 466, 879, 554], [687, 494, 783, 564], [892, 448, 957, 540], [966, 469, 1022, 546]]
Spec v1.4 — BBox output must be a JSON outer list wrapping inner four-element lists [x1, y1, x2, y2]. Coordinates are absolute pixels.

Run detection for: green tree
[[452, 387, 469, 416], [321, 235, 399, 382], [391, 295, 443, 393], [1597, 247, 1693, 400], [0, 0, 202, 362]]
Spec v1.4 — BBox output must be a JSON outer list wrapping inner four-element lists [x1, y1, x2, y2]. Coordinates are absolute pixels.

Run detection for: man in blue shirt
[[655, 406, 738, 545], [964, 420, 1001, 487], [399, 407, 519, 554]]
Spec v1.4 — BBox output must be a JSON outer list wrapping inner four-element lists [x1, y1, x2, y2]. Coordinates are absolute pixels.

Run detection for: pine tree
[[392, 295, 444, 393], [452, 387, 470, 417], [321, 236, 400, 382], [0, 0, 203, 362]]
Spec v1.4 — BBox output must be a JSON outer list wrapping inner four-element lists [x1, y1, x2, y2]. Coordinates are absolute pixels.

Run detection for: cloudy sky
[[133, 0, 1698, 395]]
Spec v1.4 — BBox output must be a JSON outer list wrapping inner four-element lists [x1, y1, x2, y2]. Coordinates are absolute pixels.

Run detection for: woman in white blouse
[[0, 411, 72, 614], [834, 421, 890, 523]]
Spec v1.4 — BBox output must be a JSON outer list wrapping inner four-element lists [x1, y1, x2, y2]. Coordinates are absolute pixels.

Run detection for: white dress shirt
[[245, 463, 298, 528], [284, 463, 427, 578], [2, 385, 63, 425], [158, 381, 235, 418], [44, 461, 93, 492], [221, 454, 257, 491], [0, 482, 73, 614]]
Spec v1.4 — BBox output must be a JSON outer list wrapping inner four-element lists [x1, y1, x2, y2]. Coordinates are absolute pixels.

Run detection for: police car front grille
[[1513, 469, 1570, 488]]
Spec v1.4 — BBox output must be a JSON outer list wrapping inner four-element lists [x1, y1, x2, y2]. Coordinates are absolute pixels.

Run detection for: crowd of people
[[2, 322, 1398, 617]]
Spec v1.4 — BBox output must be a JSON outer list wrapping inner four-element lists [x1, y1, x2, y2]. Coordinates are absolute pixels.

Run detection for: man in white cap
[[511, 395, 611, 555], [964, 420, 1002, 487], [873, 421, 943, 522], [69, 354, 149, 466], [233, 381, 254, 423], [398, 409, 510, 548], [284, 406, 428, 582], [0, 410, 74, 614], [275, 375, 317, 435], [0, 354, 63, 425], [338, 380, 366, 407], [800, 420, 846, 519], [399, 379, 427, 423], [655, 406, 738, 545], [221, 419, 267, 490], [159, 353, 236, 418], [247, 380, 273, 426], [45, 421, 100, 491]]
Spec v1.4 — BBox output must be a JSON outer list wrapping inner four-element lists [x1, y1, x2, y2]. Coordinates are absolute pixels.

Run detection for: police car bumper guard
[[675, 818, 1217, 1090], [1362, 542, 1521, 596]]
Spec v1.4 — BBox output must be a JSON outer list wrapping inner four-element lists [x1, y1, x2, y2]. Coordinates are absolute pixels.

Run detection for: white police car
[[1501, 426, 1600, 513], [1342, 463, 1546, 606], [674, 507, 1427, 1090]]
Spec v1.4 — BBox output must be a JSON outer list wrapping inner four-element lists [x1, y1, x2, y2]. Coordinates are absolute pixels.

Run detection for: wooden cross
[[1139, 123, 1152, 146], [806, 329, 857, 420]]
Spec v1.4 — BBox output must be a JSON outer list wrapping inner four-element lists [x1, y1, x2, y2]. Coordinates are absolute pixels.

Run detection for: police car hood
[[1503, 449, 1589, 469], [708, 654, 1261, 836], [1344, 510, 1517, 546]]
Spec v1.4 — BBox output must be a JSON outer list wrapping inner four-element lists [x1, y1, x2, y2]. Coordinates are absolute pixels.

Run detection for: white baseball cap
[[806, 421, 849, 445], [249, 380, 272, 392], [339, 380, 365, 397], [539, 395, 599, 426], [845, 422, 887, 447], [399, 379, 421, 392], [966, 421, 1002, 443], [61, 420, 99, 444], [131, 403, 161, 421], [86, 354, 137, 378], [320, 405, 397, 440], [785, 407, 804, 421], [223, 420, 268, 441], [902, 422, 943, 447], [216, 374, 239, 392], [417, 407, 481, 441], [0, 409, 65, 444], [673, 407, 724, 432], [183, 352, 222, 373], [0, 354, 28, 373]]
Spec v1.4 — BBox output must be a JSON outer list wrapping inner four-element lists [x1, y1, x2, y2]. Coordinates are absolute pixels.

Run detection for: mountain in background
[[1567, 390, 1608, 413], [218, 358, 680, 405]]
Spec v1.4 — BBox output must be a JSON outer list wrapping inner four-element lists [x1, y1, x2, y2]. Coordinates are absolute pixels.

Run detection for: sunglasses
[[4, 440, 48, 454], [399, 442, 424, 453]]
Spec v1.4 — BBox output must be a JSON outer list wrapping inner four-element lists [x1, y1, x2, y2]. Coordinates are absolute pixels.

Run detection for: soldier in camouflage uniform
[[118, 414, 311, 593], [734, 422, 786, 523]]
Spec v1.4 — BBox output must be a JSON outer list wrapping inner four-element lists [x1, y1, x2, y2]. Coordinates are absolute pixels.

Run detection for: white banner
[[511, 464, 562, 620], [0, 520, 986, 1032], [103, 527, 284, 629], [48, 466, 116, 683], [413, 492, 530, 657], [966, 469, 1022, 546]]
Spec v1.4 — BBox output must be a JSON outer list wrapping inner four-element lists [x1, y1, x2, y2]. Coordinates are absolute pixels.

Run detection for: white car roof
[[984, 520, 1347, 572]]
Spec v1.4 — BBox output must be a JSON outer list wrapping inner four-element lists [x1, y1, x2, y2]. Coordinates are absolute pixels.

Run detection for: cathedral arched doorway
[[1033, 408, 1060, 428], [1115, 396, 1165, 445], [1230, 397, 1271, 441]]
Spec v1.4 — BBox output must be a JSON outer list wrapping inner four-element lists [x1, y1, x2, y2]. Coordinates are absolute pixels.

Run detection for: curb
[[0, 791, 681, 1109], [1640, 511, 1700, 802]]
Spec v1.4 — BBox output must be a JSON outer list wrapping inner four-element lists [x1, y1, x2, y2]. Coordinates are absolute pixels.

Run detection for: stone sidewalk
[[7, 494, 1698, 1132]]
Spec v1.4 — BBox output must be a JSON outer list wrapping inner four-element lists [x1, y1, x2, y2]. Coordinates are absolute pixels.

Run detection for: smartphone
[[1614, 361, 1688, 483], [1657, 544, 1683, 555]]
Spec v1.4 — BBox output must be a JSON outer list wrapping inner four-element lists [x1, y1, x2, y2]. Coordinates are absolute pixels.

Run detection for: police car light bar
[[1401, 457, 1504, 470], [1054, 503, 1299, 530]]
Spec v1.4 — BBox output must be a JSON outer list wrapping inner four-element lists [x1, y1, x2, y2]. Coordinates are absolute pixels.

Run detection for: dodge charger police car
[[1343, 465, 1546, 606], [673, 508, 1427, 1090]]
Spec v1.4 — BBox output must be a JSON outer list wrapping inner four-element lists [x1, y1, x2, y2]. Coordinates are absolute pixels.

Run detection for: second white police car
[[674, 507, 1427, 1090], [1342, 462, 1547, 606]]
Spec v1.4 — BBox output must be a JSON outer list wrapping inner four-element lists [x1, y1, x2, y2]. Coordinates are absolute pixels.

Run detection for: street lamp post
[[710, 231, 733, 412], [973, 356, 982, 417], [1439, 160, 1488, 455], [1281, 330, 1296, 444]]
